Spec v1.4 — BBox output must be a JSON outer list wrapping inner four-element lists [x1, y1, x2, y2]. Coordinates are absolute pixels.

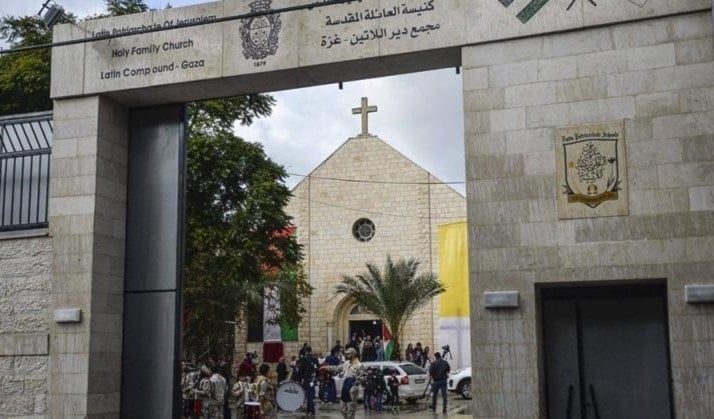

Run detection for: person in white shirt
[[320, 347, 364, 419]]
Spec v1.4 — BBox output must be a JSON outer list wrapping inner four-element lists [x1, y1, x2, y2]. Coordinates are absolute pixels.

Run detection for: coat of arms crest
[[562, 133, 621, 208], [240, 0, 281, 60]]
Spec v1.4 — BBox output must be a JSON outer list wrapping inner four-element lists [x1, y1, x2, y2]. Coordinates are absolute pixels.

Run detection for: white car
[[447, 366, 472, 399], [333, 361, 430, 403]]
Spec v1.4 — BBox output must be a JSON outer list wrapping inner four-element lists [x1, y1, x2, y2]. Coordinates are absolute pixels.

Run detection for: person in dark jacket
[[276, 356, 289, 383], [324, 349, 341, 403], [361, 340, 377, 362], [295, 346, 320, 415], [428, 352, 451, 414]]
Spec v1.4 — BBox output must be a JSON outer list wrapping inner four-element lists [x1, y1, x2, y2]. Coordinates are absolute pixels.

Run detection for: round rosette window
[[352, 218, 375, 242]]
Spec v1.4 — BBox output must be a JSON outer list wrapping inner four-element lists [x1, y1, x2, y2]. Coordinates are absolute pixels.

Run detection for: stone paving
[[276, 394, 471, 419]]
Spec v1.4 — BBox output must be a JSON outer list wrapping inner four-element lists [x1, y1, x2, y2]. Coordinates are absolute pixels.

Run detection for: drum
[[244, 401, 261, 419], [275, 381, 305, 412], [191, 399, 203, 417]]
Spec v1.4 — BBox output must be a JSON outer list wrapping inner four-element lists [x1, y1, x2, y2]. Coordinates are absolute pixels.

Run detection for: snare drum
[[244, 401, 262, 419], [275, 380, 305, 412]]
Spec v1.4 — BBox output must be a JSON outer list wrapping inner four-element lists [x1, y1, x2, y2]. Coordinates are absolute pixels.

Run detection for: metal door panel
[[542, 285, 672, 419], [543, 300, 582, 419], [579, 297, 671, 419]]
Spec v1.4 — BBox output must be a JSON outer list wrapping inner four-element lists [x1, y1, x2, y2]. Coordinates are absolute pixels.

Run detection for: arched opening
[[348, 304, 382, 342], [333, 297, 382, 344]]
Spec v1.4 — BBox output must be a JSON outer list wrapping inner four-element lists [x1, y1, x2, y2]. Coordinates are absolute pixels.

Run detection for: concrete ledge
[[53, 308, 82, 323], [484, 291, 520, 309], [0, 228, 49, 241], [0, 333, 49, 356], [685, 284, 714, 303]]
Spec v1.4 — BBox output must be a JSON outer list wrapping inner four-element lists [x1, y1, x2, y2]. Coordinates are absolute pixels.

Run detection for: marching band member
[[255, 363, 276, 418], [230, 374, 250, 419], [194, 365, 214, 418]]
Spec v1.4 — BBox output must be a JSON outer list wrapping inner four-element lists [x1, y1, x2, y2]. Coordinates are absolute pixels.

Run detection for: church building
[[236, 98, 467, 364]]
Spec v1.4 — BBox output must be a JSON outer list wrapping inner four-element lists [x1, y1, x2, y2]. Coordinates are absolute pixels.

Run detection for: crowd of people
[[180, 336, 451, 419], [403, 341, 435, 370], [181, 354, 275, 419]]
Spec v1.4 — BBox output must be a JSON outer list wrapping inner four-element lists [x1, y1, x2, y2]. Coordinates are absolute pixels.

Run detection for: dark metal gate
[[541, 283, 673, 419], [0, 111, 52, 232]]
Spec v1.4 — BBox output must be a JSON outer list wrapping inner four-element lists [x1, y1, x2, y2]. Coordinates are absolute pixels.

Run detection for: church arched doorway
[[348, 304, 382, 342], [334, 298, 383, 344]]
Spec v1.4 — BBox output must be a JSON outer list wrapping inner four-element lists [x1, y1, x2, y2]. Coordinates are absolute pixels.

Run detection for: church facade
[[236, 111, 467, 361]]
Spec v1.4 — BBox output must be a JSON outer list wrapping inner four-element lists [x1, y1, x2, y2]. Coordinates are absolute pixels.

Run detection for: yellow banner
[[437, 221, 469, 317]]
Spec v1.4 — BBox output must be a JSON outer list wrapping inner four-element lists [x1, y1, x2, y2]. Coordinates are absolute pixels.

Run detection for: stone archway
[[332, 296, 381, 345]]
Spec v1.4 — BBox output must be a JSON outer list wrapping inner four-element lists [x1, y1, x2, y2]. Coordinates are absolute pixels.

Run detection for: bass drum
[[275, 381, 305, 412]]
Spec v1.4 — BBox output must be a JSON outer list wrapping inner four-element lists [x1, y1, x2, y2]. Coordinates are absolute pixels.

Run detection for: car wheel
[[457, 378, 472, 400]]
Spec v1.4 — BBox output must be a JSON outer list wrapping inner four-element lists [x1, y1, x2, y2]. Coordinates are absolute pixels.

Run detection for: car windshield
[[399, 363, 427, 375]]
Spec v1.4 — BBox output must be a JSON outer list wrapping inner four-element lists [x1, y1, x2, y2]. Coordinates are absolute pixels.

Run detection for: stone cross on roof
[[351, 97, 377, 136]]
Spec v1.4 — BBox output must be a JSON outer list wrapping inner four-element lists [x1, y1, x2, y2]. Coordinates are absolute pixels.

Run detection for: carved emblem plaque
[[240, 0, 281, 60], [556, 121, 628, 219]]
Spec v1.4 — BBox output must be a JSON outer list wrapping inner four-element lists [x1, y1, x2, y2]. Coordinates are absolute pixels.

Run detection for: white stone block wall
[[0, 237, 52, 418], [463, 10, 714, 418]]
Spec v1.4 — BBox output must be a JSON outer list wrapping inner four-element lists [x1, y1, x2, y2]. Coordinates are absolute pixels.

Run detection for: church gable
[[293, 134, 462, 198]]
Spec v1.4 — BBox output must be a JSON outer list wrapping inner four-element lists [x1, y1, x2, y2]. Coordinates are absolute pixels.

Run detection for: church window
[[352, 218, 375, 242]]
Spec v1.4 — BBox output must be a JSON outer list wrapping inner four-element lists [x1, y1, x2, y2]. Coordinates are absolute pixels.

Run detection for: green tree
[[334, 255, 445, 361], [0, 0, 146, 115], [184, 98, 312, 357], [0, 16, 56, 115], [0, 0, 149, 116], [105, 0, 149, 16]]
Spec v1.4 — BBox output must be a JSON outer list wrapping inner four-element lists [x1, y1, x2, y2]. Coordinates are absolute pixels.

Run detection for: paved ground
[[276, 393, 472, 418]]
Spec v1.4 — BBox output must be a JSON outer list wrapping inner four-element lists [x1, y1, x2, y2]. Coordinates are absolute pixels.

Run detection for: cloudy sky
[[1, 0, 465, 194]]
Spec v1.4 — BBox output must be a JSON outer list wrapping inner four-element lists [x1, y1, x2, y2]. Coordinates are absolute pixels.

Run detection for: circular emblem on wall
[[352, 218, 375, 242], [240, 0, 281, 60]]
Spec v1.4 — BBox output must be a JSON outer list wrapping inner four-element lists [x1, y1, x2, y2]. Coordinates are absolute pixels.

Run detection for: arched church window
[[352, 218, 375, 242]]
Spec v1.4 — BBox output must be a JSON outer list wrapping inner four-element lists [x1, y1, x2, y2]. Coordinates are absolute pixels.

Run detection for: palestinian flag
[[382, 324, 395, 360]]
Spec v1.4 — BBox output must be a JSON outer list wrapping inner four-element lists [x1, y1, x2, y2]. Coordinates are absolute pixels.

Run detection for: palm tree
[[334, 255, 445, 361]]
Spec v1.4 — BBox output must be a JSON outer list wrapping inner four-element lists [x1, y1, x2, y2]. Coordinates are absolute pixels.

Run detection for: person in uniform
[[255, 363, 276, 418], [181, 362, 197, 418], [230, 373, 250, 419], [194, 365, 214, 418], [208, 362, 228, 419], [181, 361, 201, 418], [320, 347, 364, 419]]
